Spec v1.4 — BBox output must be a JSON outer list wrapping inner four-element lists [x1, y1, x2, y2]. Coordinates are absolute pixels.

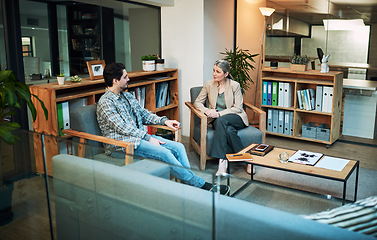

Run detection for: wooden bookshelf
[[261, 67, 343, 146], [30, 68, 179, 175]]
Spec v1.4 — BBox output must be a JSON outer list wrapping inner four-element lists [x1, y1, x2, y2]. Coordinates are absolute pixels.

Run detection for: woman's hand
[[205, 109, 220, 118]]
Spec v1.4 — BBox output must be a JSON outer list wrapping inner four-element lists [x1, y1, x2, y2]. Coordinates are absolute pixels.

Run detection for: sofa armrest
[[147, 124, 181, 142], [62, 129, 134, 165], [185, 102, 207, 119], [243, 102, 266, 142]]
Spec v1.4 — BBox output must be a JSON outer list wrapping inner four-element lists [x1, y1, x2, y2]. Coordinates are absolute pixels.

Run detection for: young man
[[96, 63, 228, 194]]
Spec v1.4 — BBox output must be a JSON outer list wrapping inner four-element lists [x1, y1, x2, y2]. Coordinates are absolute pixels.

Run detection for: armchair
[[185, 86, 266, 170], [63, 104, 180, 166]]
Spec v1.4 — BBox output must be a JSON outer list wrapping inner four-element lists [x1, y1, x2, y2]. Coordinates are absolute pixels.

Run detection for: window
[[22, 36, 33, 56]]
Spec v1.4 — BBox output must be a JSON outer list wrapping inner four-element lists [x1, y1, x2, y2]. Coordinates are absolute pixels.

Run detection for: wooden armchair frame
[[63, 125, 181, 165], [185, 101, 266, 170]]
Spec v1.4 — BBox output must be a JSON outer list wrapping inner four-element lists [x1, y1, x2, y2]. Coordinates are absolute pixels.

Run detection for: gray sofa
[[52, 154, 373, 240]]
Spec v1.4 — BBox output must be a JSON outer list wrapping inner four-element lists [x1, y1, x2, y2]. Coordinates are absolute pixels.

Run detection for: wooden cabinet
[[261, 68, 343, 145], [67, 3, 114, 75], [30, 68, 179, 175]]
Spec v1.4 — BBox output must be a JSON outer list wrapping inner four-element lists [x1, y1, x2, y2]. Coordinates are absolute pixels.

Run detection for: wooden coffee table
[[227, 144, 359, 205]]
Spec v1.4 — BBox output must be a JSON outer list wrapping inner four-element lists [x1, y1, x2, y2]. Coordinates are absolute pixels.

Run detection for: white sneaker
[[216, 159, 228, 176]]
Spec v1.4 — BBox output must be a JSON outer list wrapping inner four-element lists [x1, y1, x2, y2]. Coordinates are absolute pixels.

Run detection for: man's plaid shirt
[[97, 88, 167, 152]]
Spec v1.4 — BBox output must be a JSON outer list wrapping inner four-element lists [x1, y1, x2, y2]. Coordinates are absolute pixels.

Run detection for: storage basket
[[316, 123, 330, 141], [302, 122, 317, 139]]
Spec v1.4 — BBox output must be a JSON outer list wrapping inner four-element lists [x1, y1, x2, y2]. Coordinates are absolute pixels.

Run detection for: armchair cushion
[[187, 86, 265, 169], [70, 104, 103, 156], [69, 104, 135, 161]]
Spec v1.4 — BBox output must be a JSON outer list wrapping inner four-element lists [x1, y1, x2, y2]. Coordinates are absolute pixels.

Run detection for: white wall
[[161, 0, 234, 136], [161, 0, 205, 136], [204, 0, 234, 82]]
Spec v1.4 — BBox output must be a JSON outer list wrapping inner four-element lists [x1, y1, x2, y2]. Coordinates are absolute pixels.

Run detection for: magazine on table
[[288, 150, 323, 166]]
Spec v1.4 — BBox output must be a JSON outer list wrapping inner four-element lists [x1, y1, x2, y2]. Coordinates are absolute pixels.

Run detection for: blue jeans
[[134, 135, 205, 188]]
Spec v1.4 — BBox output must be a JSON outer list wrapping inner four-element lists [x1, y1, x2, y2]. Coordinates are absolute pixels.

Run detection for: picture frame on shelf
[[87, 60, 105, 80]]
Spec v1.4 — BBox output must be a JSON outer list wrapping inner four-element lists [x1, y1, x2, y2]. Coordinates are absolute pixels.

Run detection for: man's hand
[[165, 120, 181, 131], [149, 136, 165, 145]]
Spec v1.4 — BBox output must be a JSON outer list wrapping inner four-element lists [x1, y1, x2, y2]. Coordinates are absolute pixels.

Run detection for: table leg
[[343, 181, 347, 205], [226, 159, 230, 196], [354, 162, 359, 202]]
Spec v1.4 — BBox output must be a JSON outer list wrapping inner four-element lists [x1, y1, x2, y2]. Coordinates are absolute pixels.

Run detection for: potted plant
[[141, 54, 157, 72], [57, 72, 65, 85], [220, 47, 258, 91], [290, 55, 309, 72], [0, 70, 48, 225]]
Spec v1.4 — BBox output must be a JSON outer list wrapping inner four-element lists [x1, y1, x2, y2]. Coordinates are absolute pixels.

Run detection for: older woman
[[194, 60, 253, 176]]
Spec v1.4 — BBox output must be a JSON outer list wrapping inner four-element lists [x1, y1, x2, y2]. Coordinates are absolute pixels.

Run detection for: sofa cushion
[[303, 196, 377, 238], [52, 154, 371, 240]]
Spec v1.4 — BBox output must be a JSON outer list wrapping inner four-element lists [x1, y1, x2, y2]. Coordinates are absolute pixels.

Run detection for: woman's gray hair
[[214, 60, 233, 79]]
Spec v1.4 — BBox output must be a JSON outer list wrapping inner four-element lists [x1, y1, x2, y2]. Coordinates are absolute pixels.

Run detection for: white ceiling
[[267, 0, 377, 24]]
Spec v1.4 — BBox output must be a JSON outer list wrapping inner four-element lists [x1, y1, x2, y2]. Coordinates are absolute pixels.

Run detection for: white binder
[[284, 110, 290, 135], [272, 109, 279, 133], [283, 83, 292, 107], [289, 111, 294, 135], [267, 109, 273, 132], [278, 110, 284, 134], [322, 86, 333, 113], [309, 88, 316, 110], [62, 102, 70, 130], [297, 90, 304, 109], [278, 82, 285, 107], [315, 85, 323, 111]]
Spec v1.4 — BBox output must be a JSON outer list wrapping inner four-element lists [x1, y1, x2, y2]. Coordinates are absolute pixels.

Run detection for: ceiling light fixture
[[259, 7, 275, 17], [323, 19, 365, 31]]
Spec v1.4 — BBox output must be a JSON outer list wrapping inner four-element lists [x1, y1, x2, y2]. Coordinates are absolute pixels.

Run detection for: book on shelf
[[288, 150, 323, 166], [226, 153, 253, 162], [247, 144, 275, 156]]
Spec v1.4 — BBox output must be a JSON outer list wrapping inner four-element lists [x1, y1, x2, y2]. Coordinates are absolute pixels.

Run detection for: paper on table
[[315, 156, 350, 171]]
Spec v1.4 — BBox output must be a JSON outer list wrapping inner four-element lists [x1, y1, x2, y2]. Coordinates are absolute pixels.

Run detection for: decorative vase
[[142, 60, 155, 71], [155, 59, 165, 71], [57, 76, 65, 85], [290, 63, 307, 72]]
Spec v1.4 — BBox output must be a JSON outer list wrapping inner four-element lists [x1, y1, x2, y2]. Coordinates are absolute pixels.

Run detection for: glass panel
[[0, 130, 53, 238], [19, 0, 50, 81], [57, 5, 69, 78], [0, 2, 6, 70], [19, 0, 161, 84], [265, 0, 376, 80], [1, 129, 216, 239]]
